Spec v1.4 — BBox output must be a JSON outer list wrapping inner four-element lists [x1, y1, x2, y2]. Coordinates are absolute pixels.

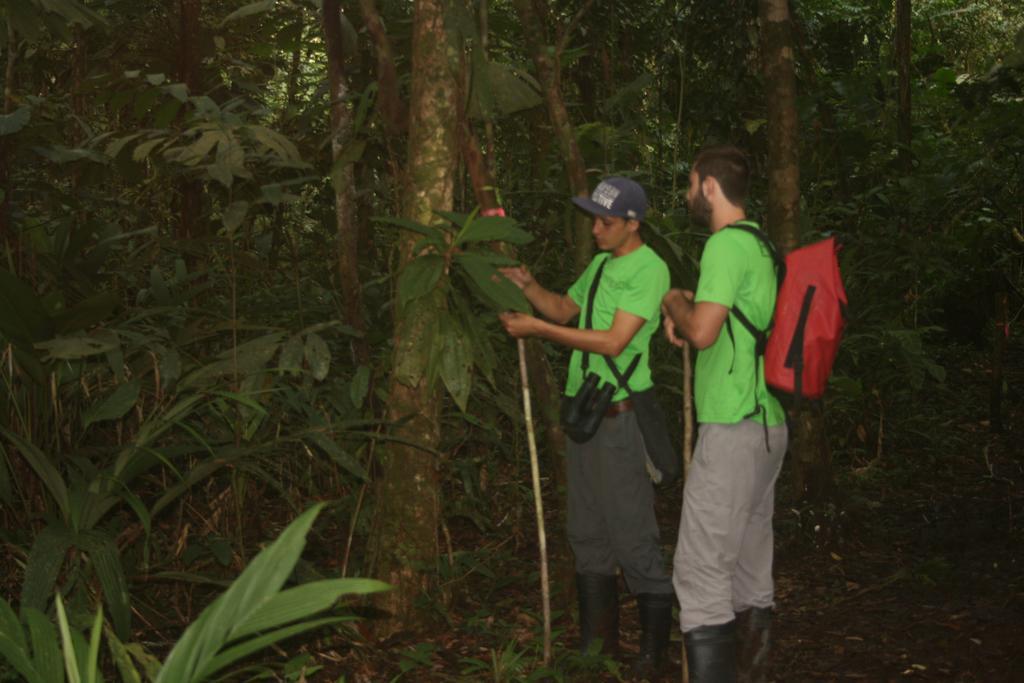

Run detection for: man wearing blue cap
[[499, 177, 675, 676]]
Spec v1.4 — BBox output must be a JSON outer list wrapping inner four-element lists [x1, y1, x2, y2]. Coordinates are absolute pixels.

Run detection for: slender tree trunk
[[760, 0, 800, 254], [176, 0, 203, 249], [513, 0, 592, 272], [895, 0, 912, 175], [358, 0, 406, 137], [369, 0, 456, 637], [990, 277, 1008, 433], [1, 19, 18, 262], [323, 0, 370, 364], [761, 0, 833, 501]]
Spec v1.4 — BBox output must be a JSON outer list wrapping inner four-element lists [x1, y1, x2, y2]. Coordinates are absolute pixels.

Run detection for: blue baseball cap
[[571, 176, 647, 221]]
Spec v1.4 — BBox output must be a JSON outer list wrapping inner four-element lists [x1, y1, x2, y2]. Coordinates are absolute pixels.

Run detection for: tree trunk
[[369, 0, 456, 637], [1, 19, 17, 263], [176, 0, 203, 250], [895, 0, 912, 175], [760, 0, 800, 255], [323, 0, 370, 365], [357, 0, 406, 137], [760, 0, 832, 501], [513, 0, 592, 272]]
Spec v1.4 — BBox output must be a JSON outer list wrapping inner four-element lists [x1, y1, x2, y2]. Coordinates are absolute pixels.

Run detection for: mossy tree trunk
[[369, 0, 457, 637]]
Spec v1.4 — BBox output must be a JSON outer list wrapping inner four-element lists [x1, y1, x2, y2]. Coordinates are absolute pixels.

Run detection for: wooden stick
[[682, 341, 693, 683], [517, 338, 552, 664], [682, 342, 694, 475]]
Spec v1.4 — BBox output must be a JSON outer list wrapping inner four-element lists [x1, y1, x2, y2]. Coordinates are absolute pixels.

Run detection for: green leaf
[[82, 379, 142, 429], [397, 254, 445, 312], [455, 252, 530, 312], [455, 215, 533, 246], [236, 578, 387, 637], [26, 606, 63, 683], [104, 626, 144, 683], [220, 0, 275, 25], [373, 216, 448, 246], [221, 201, 248, 234], [0, 428, 69, 520], [0, 268, 54, 346], [155, 505, 324, 683], [439, 318, 473, 412], [0, 601, 42, 683], [304, 432, 368, 481], [21, 524, 75, 616], [34, 330, 120, 361], [278, 335, 304, 374], [132, 138, 164, 162], [247, 125, 302, 164], [0, 106, 32, 136], [77, 531, 132, 639], [349, 365, 371, 409], [469, 58, 542, 119], [54, 595, 80, 683], [145, 73, 166, 86], [304, 333, 330, 381], [331, 140, 366, 192]]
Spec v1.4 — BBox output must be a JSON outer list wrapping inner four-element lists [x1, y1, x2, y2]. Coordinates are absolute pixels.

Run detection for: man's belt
[[605, 398, 634, 418]]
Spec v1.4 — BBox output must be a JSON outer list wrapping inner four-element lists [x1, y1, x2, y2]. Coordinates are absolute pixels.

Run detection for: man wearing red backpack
[[661, 146, 788, 683]]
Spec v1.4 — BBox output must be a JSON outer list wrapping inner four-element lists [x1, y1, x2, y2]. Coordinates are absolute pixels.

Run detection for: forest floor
[[335, 335, 1024, 682]]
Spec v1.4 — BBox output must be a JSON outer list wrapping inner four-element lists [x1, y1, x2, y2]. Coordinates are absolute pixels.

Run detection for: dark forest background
[[1, 0, 1022, 680]]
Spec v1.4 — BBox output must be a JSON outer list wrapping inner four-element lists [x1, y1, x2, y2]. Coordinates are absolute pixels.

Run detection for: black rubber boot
[[631, 592, 674, 680], [576, 573, 619, 654], [735, 607, 772, 683], [684, 621, 737, 683]]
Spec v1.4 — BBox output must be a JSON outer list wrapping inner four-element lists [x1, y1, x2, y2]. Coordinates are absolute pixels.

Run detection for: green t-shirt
[[564, 244, 669, 401], [694, 221, 786, 426]]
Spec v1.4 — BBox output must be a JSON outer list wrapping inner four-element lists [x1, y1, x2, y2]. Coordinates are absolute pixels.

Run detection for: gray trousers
[[673, 420, 787, 631], [567, 410, 673, 595]]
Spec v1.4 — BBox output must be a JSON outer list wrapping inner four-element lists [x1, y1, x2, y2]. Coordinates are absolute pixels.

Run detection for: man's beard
[[688, 188, 712, 227]]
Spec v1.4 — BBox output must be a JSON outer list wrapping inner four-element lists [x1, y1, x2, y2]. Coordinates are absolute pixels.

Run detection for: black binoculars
[[561, 372, 616, 443]]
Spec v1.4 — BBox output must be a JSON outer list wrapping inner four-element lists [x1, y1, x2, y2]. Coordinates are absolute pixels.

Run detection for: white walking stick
[[517, 339, 552, 664]]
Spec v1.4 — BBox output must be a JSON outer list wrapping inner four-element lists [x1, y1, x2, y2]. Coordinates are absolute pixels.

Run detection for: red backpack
[[728, 225, 848, 403]]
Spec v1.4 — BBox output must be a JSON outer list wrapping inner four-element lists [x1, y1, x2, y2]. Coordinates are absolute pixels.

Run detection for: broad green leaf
[[235, 581, 387, 638], [82, 379, 141, 429], [397, 254, 445, 312], [221, 201, 248, 234], [0, 600, 41, 683], [156, 505, 324, 683], [469, 57, 542, 119], [220, 0, 275, 25], [349, 365, 371, 409], [77, 531, 131, 639], [278, 335, 304, 374], [180, 333, 284, 389], [196, 617, 350, 681], [145, 73, 165, 85], [303, 333, 330, 381], [26, 606, 63, 683], [248, 125, 302, 164], [0, 268, 54, 346], [179, 130, 224, 165], [0, 428, 69, 519], [304, 432, 368, 481], [0, 106, 32, 136], [164, 82, 190, 102], [132, 138, 164, 162], [104, 133, 143, 159], [21, 524, 75, 616], [455, 215, 533, 246], [207, 160, 233, 188], [439, 318, 473, 412], [35, 331, 120, 361], [373, 216, 448, 246], [52, 291, 120, 333], [455, 252, 530, 313]]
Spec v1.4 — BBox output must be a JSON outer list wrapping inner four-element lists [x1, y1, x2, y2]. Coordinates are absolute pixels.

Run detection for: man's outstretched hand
[[499, 311, 539, 338], [497, 265, 534, 291]]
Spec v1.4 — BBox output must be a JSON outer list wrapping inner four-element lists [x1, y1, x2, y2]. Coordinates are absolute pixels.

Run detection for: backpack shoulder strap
[[580, 254, 611, 373]]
